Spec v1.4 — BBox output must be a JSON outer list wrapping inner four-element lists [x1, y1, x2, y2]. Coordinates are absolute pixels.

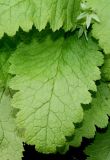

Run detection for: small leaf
[[86, 15, 92, 29], [92, 13, 100, 22]]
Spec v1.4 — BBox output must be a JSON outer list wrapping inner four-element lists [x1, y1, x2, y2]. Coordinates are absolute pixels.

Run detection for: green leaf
[[86, 0, 110, 54], [85, 123, 110, 160], [0, 89, 23, 160], [0, 44, 23, 159], [102, 55, 110, 81], [69, 82, 110, 147], [9, 32, 103, 153], [0, 50, 11, 88], [0, 0, 81, 37]]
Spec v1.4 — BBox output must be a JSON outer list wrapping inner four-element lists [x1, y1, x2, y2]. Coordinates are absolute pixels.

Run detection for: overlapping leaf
[[85, 123, 110, 160], [0, 44, 23, 160], [8, 32, 103, 153], [102, 55, 110, 81], [0, 0, 109, 157], [69, 82, 110, 147], [0, 0, 81, 37], [0, 89, 23, 160], [0, 50, 11, 88], [86, 0, 110, 54]]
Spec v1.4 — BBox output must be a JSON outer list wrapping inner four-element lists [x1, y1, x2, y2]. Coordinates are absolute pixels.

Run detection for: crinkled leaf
[[69, 82, 110, 147], [9, 32, 103, 153], [85, 123, 110, 160], [0, 0, 81, 37], [86, 0, 110, 54], [0, 89, 23, 160]]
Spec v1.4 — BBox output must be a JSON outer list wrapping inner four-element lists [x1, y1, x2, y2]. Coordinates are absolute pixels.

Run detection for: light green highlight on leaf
[[86, 0, 110, 54], [0, 0, 81, 37], [9, 32, 103, 153], [0, 89, 23, 160]]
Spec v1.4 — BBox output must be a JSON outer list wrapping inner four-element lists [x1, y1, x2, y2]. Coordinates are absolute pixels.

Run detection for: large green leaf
[[86, 0, 110, 54], [85, 123, 110, 160], [69, 82, 110, 147], [0, 89, 23, 160], [0, 0, 81, 37], [9, 32, 103, 153]]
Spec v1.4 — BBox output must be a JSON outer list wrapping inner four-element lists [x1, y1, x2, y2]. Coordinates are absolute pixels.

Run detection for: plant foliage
[[0, 0, 110, 159]]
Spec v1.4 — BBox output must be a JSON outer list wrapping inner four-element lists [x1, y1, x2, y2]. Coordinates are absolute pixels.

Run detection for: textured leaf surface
[[0, 89, 23, 160], [0, 0, 80, 37], [9, 33, 103, 153], [85, 123, 110, 160], [69, 82, 110, 147], [0, 50, 11, 88], [86, 0, 110, 54], [102, 55, 110, 81]]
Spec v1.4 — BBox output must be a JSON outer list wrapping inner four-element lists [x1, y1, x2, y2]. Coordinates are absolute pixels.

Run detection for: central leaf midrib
[[45, 42, 64, 146]]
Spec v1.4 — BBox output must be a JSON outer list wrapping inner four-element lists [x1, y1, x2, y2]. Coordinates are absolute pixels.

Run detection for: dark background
[[22, 139, 89, 160], [22, 126, 108, 160]]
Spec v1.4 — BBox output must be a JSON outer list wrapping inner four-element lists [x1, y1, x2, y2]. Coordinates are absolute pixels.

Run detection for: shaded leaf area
[[23, 124, 110, 160], [23, 142, 87, 160], [0, 26, 67, 51], [67, 82, 110, 148], [102, 55, 110, 81], [85, 123, 110, 160]]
